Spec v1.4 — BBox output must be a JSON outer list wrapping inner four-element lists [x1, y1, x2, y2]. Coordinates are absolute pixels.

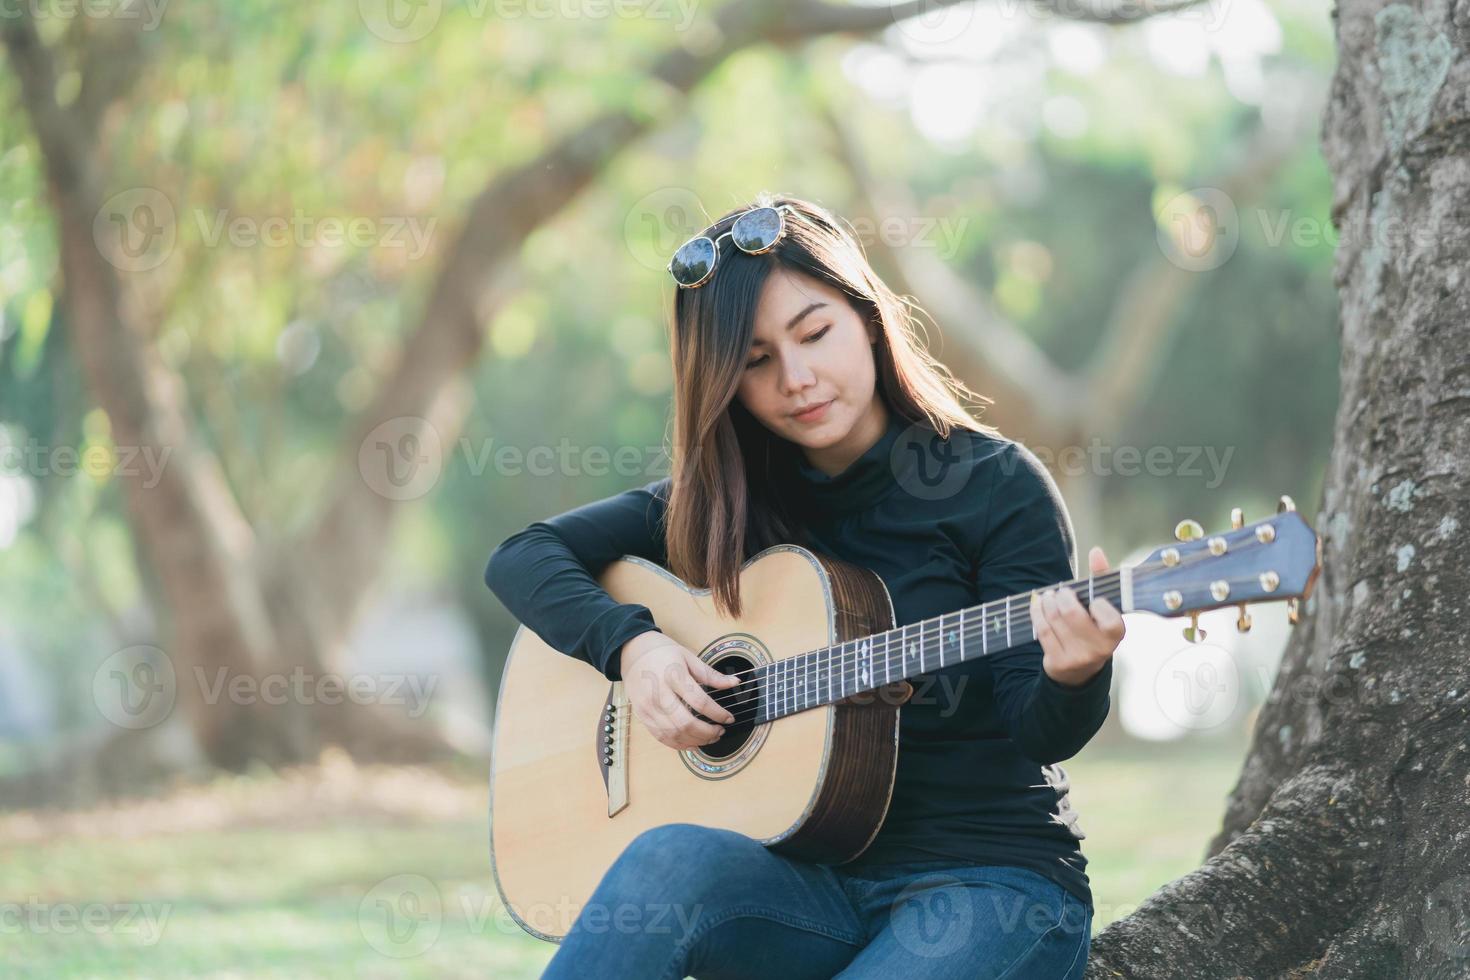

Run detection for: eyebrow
[[750, 302, 827, 346]]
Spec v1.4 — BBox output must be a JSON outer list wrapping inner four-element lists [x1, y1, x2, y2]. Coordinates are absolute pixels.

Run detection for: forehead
[[751, 269, 838, 341]]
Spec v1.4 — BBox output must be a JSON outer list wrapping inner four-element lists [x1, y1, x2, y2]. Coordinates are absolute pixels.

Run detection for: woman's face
[[734, 267, 884, 473]]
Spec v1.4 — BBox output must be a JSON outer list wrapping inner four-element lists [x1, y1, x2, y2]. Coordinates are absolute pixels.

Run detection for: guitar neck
[[752, 569, 1133, 724]]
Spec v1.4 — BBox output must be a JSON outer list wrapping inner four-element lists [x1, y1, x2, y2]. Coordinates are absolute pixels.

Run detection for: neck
[[748, 567, 1134, 723]]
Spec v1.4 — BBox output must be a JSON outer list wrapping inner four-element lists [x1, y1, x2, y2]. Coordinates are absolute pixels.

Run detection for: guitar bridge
[[597, 682, 629, 817]]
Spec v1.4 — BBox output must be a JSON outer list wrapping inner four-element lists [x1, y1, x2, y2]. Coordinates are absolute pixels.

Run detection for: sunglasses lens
[[670, 237, 717, 287], [731, 207, 782, 253]]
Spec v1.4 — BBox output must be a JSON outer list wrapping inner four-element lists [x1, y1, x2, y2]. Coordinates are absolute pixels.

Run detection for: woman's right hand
[[617, 630, 741, 750]]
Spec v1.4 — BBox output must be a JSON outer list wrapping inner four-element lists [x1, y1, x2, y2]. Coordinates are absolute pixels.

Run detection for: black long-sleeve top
[[484, 410, 1113, 907]]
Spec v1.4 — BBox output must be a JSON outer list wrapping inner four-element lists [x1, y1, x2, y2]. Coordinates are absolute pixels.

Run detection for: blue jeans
[[541, 823, 1091, 979]]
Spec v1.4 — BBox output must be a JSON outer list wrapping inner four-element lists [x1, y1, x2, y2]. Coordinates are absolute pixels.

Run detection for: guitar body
[[487, 502, 1324, 943], [489, 544, 903, 942]]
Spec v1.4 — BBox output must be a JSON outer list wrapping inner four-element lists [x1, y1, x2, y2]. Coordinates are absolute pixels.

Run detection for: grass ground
[[1, 736, 1246, 978]]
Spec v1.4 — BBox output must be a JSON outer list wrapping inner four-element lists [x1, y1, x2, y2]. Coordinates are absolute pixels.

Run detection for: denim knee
[[601, 823, 746, 907]]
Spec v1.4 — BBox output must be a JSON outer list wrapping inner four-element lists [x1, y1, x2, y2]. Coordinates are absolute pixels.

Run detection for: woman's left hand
[[1031, 546, 1127, 688]]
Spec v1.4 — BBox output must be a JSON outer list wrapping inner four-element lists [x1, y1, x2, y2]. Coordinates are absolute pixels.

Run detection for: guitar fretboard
[[748, 569, 1132, 724]]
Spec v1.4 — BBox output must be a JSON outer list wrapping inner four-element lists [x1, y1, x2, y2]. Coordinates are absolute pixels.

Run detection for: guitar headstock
[[1129, 495, 1322, 642]]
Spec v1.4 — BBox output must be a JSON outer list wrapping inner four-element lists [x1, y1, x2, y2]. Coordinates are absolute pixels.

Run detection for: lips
[[791, 399, 832, 420]]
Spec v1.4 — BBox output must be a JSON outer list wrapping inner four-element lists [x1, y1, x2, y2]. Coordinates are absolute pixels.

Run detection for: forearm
[[1002, 656, 1113, 764], [485, 525, 660, 682]]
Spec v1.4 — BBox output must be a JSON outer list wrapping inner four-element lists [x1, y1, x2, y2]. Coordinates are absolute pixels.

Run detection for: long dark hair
[[663, 192, 997, 618]]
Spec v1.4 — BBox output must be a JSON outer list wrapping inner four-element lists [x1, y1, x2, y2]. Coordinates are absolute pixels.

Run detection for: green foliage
[[0, 0, 1338, 748]]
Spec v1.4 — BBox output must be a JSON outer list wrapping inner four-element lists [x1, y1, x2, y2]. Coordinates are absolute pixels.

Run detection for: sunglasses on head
[[667, 204, 796, 289]]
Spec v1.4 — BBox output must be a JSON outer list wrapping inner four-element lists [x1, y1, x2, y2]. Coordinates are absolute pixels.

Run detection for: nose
[[778, 350, 817, 397]]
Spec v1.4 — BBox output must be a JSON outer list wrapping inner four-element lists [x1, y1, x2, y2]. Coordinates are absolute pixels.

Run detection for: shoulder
[[640, 476, 673, 504], [913, 425, 1059, 509], [972, 435, 1065, 511], [921, 426, 1072, 558]]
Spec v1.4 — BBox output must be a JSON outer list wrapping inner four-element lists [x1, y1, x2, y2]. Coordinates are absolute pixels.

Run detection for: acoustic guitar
[[489, 497, 1321, 941]]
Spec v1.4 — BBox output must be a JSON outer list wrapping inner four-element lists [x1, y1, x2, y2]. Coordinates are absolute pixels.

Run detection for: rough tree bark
[[1086, 2, 1470, 977]]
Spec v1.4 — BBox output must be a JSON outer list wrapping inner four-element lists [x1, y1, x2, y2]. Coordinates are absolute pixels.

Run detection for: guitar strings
[[699, 572, 1273, 726], [718, 532, 1256, 700], [701, 580, 1127, 722], [694, 556, 1277, 723], [715, 545, 1272, 719]]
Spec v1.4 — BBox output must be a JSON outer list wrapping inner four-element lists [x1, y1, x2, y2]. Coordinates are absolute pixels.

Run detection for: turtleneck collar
[[784, 408, 915, 518]]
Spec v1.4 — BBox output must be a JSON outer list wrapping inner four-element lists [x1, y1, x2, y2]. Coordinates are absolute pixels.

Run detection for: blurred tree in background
[[1, 0, 1337, 803]]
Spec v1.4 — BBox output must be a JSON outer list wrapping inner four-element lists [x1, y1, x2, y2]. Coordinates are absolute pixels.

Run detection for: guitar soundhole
[[698, 654, 760, 761]]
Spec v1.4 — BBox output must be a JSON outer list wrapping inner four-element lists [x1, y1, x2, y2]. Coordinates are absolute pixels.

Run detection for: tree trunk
[[5, 0, 985, 776], [1086, 3, 1469, 977]]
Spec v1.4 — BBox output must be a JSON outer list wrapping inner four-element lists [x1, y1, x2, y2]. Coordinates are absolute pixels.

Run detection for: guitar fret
[[892, 625, 902, 686], [1005, 597, 1012, 647], [782, 658, 790, 718], [773, 659, 780, 719], [829, 643, 840, 705], [759, 666, 769, 723]]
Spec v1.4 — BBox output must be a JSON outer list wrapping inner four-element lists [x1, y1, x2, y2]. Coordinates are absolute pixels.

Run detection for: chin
[[790, 421, 846, 447]]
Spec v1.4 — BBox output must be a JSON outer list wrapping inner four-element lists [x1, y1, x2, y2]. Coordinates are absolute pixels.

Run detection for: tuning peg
[[1236, 603, 1252, 632], [1230, 507, 1244, 530], [1277, 495, 1297, 514], [1286, 598, 1301, 625], [1175, 519, 1204, 542], [1183, 612, 1207, 643]]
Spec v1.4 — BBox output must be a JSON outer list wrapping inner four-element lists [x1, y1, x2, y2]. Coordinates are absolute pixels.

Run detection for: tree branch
[[294, 0, 1010, 640], [1080, 89, 1319, 429], [1031, 0, 1210, 23], [817, 96, 1081, 441]]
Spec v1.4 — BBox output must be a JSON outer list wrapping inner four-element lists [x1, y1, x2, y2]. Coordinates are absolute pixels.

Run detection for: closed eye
[[745, 325, 831, 370]]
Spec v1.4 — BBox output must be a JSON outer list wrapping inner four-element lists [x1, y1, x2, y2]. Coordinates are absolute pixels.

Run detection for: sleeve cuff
[[1037, 659, 1113, 704], [587, 604, 660, 683]]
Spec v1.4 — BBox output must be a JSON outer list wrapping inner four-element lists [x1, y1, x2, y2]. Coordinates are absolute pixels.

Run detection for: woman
[[484, 193, 1126, 979]]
